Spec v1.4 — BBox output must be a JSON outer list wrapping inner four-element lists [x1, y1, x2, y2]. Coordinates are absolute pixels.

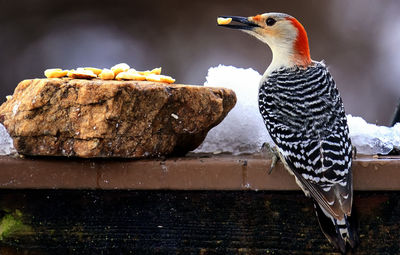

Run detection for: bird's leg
[[352, 145, 357, 160], [261, 143, 280, 175], [269, 152, 279, 175]]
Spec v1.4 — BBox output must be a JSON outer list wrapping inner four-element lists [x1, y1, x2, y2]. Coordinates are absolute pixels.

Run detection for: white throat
[[263, 46, 296, 77], [254, 23, 299, 83]]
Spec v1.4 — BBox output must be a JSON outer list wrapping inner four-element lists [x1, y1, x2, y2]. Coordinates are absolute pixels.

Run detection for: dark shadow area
[[0, 190, 399, 254]]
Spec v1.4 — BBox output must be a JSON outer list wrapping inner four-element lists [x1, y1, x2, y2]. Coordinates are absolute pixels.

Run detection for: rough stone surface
[[0, 78, 236, 158]]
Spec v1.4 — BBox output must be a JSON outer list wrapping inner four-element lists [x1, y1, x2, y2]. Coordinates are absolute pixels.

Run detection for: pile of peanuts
[[44, 63, 175, 84]]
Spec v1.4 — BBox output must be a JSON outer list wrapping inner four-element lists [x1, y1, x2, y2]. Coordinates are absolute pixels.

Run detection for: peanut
[[145, 74, 175, 84], [99, 69, 115, 80], [139, 67, 162, 76], [68, 68, 97, 79], [111, 63, 130, 75], [217, 17, 232, 25], [44, 68, 68, 78], [84, 67, 102, 75], [116, 71, 146, 81]]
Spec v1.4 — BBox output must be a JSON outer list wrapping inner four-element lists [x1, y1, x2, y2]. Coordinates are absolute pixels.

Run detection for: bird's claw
[[269, 153, 279, 174], [261, 142, 280, 175]]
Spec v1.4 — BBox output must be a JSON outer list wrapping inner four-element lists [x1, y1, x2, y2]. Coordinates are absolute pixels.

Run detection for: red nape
[[287, 17, 311, 65]]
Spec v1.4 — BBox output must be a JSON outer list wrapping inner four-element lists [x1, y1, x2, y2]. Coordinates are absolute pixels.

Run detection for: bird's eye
[[266, 18, 276, 26]]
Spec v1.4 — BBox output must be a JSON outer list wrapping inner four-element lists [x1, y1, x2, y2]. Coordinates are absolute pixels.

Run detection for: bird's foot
[[261, 143, 280, 175]]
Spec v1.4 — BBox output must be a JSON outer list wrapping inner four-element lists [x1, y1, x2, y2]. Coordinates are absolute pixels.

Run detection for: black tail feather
[[344, 213, 359, 250], [313, 203, 359, 254]]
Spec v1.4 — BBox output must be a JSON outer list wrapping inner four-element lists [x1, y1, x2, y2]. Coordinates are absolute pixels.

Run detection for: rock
[[0, 78, 236, 158]]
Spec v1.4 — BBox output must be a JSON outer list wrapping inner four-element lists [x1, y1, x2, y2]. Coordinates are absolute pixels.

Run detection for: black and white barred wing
[[259, 63, 353, 219], [279, 130, 353, 219]]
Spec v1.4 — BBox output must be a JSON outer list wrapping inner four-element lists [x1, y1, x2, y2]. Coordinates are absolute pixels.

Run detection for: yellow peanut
[[84, 67, 102, 75], [111, 63, 130, 75], [145, 74, 175, 84], [99, 69, 115, 80], [67, 68, 97, 79], [217, 17, 232, 25], [116, 71, 146, 81], [44, 68, 68, 78]]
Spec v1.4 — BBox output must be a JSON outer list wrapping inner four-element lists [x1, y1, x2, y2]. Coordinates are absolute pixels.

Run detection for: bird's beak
[[217, 16, 259, 31]]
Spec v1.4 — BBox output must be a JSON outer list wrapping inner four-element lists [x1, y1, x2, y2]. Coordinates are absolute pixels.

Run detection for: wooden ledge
[[0, 154, 399, 190]]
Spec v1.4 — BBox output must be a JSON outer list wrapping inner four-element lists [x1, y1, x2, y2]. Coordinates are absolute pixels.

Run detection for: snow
[[195, 65, 400, 155], [347, 115, 400, 155], [0, 123, 16, 155], [194, 65, 273, 154]]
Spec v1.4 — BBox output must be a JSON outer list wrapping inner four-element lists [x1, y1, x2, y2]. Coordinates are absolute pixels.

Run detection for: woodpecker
[[218, 13, 358, 253]]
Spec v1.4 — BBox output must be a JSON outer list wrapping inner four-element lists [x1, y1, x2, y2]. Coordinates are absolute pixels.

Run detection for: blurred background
[[0, 0, 399, 125]]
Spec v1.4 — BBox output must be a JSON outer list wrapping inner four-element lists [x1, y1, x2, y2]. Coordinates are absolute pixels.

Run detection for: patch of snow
[[194, 65, 400, 155], [347, 115, 400, 155], [0, 124, 16, 155], [194, 65, 273, 155]]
